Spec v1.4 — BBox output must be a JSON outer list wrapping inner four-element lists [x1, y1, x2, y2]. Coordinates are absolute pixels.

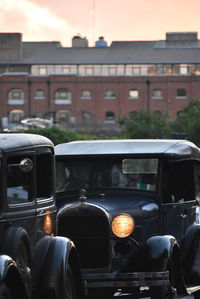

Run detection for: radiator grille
[[58, 213, 111, 268]]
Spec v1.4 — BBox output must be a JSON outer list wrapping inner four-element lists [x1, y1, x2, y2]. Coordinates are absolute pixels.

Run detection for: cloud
[[0, 0, 200, 47], [0, 0, 79, 45]]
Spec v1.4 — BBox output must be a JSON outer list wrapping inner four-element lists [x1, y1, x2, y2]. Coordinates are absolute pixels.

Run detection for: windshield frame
[[55, 155, 160, 194]]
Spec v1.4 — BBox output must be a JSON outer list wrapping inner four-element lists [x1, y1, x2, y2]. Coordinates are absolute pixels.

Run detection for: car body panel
[[55, 139, 200, 297]]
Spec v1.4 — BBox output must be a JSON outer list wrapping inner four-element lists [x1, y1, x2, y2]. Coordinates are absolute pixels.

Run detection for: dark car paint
[[55, 139, 200, 297], [0, 133, 83, 299]]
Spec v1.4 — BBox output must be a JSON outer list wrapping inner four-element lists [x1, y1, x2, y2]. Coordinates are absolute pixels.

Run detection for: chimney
[[72, 34, 88, 47], [95, 36, 108, 48], [166, 32, 198, 42], [0, 33, 22, 61]]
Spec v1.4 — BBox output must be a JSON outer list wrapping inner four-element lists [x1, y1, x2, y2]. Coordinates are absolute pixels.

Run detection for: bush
[[119, 111, 170, 139], [20, 126, 97, 145]]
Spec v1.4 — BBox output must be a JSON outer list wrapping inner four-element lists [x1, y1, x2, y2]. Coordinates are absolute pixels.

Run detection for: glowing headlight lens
[[111, 214, 134, 238]]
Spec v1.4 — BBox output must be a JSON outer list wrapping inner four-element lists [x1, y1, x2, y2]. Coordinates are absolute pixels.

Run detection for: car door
[[161, 159, 197, 243]]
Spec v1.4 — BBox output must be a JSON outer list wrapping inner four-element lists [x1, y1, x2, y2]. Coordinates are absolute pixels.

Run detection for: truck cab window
[[36, 152, 54, 198], [163, 160, 195, 202], [7, 156, 33, 204]]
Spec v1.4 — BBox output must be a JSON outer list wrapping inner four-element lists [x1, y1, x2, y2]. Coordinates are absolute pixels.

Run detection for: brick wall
[[1, 73, 200, 124]]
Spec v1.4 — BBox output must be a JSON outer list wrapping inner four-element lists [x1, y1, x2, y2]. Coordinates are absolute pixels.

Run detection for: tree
[[119, 111, 170, 139], [19, 126, 96, 145], [171, 100, 200, 146]]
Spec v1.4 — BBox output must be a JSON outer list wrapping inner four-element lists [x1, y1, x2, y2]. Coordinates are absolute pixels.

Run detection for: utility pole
[[146, 79, 151, 113], [92, 0, 96, 46]]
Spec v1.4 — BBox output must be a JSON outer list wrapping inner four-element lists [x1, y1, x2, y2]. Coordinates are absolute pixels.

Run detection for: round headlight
[[111, 214, 134, 238]]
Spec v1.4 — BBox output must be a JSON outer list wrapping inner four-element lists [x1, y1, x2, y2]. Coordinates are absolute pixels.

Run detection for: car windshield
[[56, 157, 158, 192]]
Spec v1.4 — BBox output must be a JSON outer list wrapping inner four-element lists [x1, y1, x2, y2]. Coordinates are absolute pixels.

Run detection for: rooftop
[[55, 139, 200, 159], [1, 32, 200, 65]]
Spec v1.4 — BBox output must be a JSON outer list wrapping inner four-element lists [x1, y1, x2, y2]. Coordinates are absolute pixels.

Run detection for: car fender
[[145, 235, 178, 261], [0, 254, 29, 298], [181, 224, 200, 259], [31, 235, 83, 299], [144, 235, 187, 294]]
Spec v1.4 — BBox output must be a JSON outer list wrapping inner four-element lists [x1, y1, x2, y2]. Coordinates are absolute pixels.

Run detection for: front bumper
[[82, 271, 169, 289]]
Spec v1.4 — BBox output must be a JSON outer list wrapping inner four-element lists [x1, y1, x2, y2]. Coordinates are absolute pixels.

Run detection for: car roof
[[0, 133, 53, 153], [55, 139, 200, 160]]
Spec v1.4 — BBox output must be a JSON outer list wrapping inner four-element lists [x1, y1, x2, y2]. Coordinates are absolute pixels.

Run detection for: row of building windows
[[9, 109, 168, 123], [7, 87, 188, 104], [31, 64, 200, 76]]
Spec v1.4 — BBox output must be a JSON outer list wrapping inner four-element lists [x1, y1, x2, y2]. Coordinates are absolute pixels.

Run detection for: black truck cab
[[0, 133, 83, 299]]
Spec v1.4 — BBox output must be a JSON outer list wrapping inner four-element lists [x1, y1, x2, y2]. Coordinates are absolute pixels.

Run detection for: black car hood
[[56, 189, 159, 220]]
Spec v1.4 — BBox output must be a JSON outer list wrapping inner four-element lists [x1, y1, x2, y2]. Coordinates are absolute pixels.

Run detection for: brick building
[[1, 32, 200, 133]]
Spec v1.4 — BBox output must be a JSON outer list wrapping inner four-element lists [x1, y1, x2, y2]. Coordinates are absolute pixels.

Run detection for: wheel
[[2, 227, 31, 284], [65, 264, 77, 299], [2, 227, 31, 268]]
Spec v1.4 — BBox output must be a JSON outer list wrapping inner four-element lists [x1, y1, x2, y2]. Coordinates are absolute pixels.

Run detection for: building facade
[[0, 32, 200, 132]]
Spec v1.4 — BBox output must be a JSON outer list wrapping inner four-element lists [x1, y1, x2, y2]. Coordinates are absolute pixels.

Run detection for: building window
[[176, 88, 187, 98], [152, 89, 163, 99], [180, 64, 188, 74], [79, 65, 93, 76], [9, 109, 24, 123], [34, 89, 45, 100], [109, 66, 117, 75], [93, 65, 102, 75], [81, 111, 93, 121], [39, 66, 47, 75], [126, 65, 140, 75], [62, 66, 71, 74], [105, 89, 116, 99], [8, 89, 25, 105], [81, 90, 91, 100], [54, 88, 72, 104], [128, 89, 139, 99], [105, 111, 115, 121]]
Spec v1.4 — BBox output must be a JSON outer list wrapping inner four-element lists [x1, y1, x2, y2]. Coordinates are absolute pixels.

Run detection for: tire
[[65, 265, 77, 299], [2, 227, 31, 287], [2, 227, 31, 268]]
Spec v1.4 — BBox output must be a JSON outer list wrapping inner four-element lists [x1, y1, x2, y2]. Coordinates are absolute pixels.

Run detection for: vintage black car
[[55, 139, 200, 298], [0, 133, 83, 299]]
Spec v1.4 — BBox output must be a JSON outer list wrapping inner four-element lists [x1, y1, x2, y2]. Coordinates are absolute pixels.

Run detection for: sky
[[0, 0, 200, 47]]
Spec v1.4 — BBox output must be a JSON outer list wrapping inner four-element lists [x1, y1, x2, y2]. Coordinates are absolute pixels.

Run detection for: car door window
[[7, 156, 33, 205]]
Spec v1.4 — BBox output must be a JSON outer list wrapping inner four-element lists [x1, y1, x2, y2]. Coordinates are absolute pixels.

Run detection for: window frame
[[81, 89, 92, 100], [128, 89, 139, 99], [8, 88, 25, 105], [176, 88, 187, 99], [104, 89, 116, 99]]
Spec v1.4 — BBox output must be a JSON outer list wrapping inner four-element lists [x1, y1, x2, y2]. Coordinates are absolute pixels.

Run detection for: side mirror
[[9, 158, 33, 173], [19, 158, 33, 172]]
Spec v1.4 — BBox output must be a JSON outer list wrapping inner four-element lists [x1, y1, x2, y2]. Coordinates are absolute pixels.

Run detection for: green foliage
[[171, 100, 200, 146], [119, 111, 170, 139], [21, 126, 97, 145]]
